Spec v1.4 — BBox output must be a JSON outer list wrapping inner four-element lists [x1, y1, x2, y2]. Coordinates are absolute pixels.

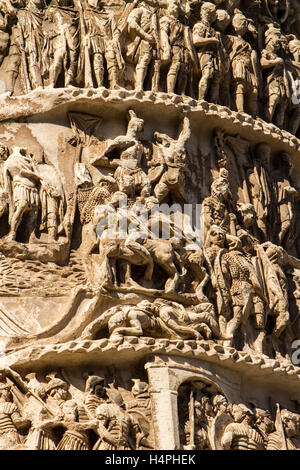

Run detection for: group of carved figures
[[1, 107, 300, 359], [179, 381, 300, 450], [1, 366, 299, 451], [1, 0, 300, 134], [0, 367, 154, 450], [0, 143, 67, 243], [60, 108, 300, 360]]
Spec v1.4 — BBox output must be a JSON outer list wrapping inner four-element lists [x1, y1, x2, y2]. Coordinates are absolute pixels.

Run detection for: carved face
[[167, 0, 180, 18], [208, 226, 226, 247], [49, 386, 68, 401], [232, 14, 248, 36], [255, 409, 274, 434], [0, 388, 11, 402], [200, 2, 217, 23], [211, 178, 230, 199], [237, 204, 256, 228], [216, 9, 231, 32], [282, 413, 298, 438], [256, 143, 271, 167], [232, 404, 248, 422]]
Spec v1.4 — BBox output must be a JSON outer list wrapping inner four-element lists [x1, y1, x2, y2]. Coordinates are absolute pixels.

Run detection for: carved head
[[280, 152, 294, 176], [211, 176, 230, 200], [263, 242, 286, 266], [63, 400, 79, 423], [232, 403, 254, 423], [216, 9, 231, 32], [212, 394, 228, 414], [281, 410, 299, 438], [255, 142, 271, 167], [85, 374, 105, 396], [206, 225, 226, 248], [237, 203, 256, 228], [0, 144, 9, 162], [255, 408, 275, 435], [0, 384, 11, 402], [127, 110, 144, 139], [131, 378, 148, 396], [232, 12, 248, 36], [45, 373, 68, 401], [200, 2, 217, 23], [167, 0, 180, 18]]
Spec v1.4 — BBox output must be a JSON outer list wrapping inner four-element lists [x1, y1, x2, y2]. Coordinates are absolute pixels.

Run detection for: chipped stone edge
[[0, 87, 299, 153]]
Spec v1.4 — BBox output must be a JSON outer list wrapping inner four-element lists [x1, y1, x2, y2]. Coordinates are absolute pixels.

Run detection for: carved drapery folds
[[1, 0, 300, 452]]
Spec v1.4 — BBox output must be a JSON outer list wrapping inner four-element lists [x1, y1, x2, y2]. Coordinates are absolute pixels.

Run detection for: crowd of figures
[[2, 108, 300, 360], [179, 381, 300, 450], [0, 367, 154, 450], [1, 365, 300, 451], [0, 0, 300, 134], [62, 109, 300, 361]]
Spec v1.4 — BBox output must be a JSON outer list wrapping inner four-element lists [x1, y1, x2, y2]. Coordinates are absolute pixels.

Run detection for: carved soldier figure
[[254, 408, 275, 448], [0, 382, 30, 449], [3, 147, 41, 242], [192, 2, 222, 103], [127, 0, 160, 91], [229, 12, 260, 116], [93, 110, 151, 200], [78, 0, 123, 89], [267, 409, 300, 450], [23, 374, 57, 450], [247, 143, 274, 242], [159, 0, 196, 95], [57, 399, 97, 450], [126, 379, 153, 450], [93, 391, 137, 450], [6, 0, 45, 95], [150, 116, 191, 203], [258, 242, 292, 356], [272, 153, 300, 251], [261, 25, 290, 127], [221, 404, 265, 450], [205, 225, 265, 347], [203, 171, 235, 236], [0, 2, 11, 68], [44, 0, 79, 88]]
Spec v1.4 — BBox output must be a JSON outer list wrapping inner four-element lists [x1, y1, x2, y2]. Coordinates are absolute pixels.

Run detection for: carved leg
[[274, 101, 287, 129], [6, 71, 18, 95], [135, 66, 148, 91], [167, 58, 181, 94], [7, 201, 27, 241], [28, 56, 43, 90], [93, 53, 104, 88], [198, 67, 212, 101], [247, 89, 258, 118], [27, 207, 39, 244], [210, 76, 220, 104], [234, 82, 245, 113], [48, 50, 64, 88], [267, 93, 279, 123]]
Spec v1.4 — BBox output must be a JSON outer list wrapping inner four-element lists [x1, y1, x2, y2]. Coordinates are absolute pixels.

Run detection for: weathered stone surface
[[1, 0, 300, 451]]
